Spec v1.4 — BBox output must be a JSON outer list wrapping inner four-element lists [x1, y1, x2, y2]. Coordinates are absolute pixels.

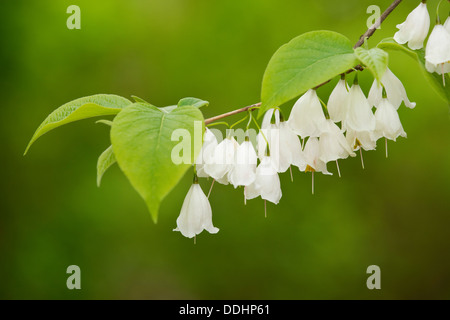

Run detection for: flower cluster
[[173, 2, 450, 241], [174, 69, 415, 240], [394, 1, 450, 81]]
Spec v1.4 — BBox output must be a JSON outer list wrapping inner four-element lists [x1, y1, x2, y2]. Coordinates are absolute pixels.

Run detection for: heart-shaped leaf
[[25, 94, 131, 155], [111, 103, 204, 222], [131, 95, 155, 106], [354, 47, 389, 81], [260, 30, 359, 117]]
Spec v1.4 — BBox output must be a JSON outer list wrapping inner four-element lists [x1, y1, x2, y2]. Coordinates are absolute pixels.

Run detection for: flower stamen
[[207, 179, 215, 198], [360, 149, 365, 169], [244, 186, 247, 205], [264, 200, 267, 218], [336, 160, 341, 178], [385, 138, 389, 158]]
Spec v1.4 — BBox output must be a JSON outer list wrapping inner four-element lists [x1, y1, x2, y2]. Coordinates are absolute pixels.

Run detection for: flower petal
[[288, 90, 327, 138]]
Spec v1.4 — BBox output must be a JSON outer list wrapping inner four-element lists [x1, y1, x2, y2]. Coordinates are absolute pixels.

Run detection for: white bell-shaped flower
[[258, 122, 305, 173], [261, 108, 280, 130], [174, 179, 219, 239], [303, 137, 331, 194], [258, 108, 280, 159], [345, 82, 376, 132], [196, 128, 218, 178], [441, 16, 450, 75], [303, 137, 331, 175], [425, 24, 450, 75], [257, 130, 279, 161], [279, 121, 306, 172], [345, 129, 377, 152], [288, 89, 327, 138], [374, 98, 407, 141], [203, 137, 238, 184], [445, 16, 450, 33], [327, 78, 349, 122], [245, 155, 282, 204], [227, 139, 257, 188], [367, 81, 382, 109], [368, 68, 416, 109], [345, 129, 377, 169], [426, 60, 450, 74], [319, 120, 355, 163], [257, 131, 270, 160], [258, 108, 305, 173], [214, 174, 230, 185], [427, 16, 450, 75], [393, 2, 430, 50]]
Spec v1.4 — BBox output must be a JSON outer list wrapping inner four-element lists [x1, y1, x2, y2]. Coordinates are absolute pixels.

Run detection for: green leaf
[[96, 119, 113, 126], [260, 30, 359, 117], [97, 145, 116, 187], [178, 97, 209, 109], [354, 47, 388, 81], [111, 103, 204, 222], [24, 94, 132, 155], [159, 105, 178, 113], [131, 95, 154, 106], [377, 38, 450, 104]]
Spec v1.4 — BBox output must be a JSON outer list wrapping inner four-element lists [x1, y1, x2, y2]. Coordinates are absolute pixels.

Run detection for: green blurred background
[[1, 0, 449, 299]]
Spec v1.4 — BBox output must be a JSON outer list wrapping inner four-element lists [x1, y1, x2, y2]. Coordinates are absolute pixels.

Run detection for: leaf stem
[[206, 121, 230, 128], [317, 96, 330, 119], [230, 114, 249, 129], [246, 110, 253, 130], [252, 116, 270, 152]]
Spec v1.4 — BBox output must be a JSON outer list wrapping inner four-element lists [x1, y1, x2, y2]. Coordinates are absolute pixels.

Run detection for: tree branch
[[205, 0, 403, 125], [354, 0, 403, 48], [205, 102, 261, 125]]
